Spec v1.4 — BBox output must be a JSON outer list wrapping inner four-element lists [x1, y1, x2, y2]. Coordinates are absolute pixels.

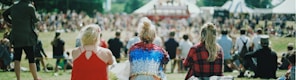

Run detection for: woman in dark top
[[51, 32, 65, 73], [2, 0, 40, 79]]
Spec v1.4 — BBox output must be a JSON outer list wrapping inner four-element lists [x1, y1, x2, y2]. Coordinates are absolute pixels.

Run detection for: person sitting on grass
[[71, 24, 114, 80]]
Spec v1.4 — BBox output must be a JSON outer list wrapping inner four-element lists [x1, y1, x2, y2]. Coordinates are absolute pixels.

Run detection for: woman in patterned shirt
[[183, 23, 223, 80], [129, 17, 169, 80]]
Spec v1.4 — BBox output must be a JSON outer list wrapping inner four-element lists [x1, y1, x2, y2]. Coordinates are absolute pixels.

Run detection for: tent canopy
[[221, 0, 253, 13], [272, 0, 296, 14], [133, 0, 200, 15]]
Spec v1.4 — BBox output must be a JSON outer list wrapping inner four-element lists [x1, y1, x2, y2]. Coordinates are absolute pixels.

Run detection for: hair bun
[[143, 21, 150, 31]]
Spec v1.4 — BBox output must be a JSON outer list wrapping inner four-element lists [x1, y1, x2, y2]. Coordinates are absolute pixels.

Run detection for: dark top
[[108, 38, 123, 58], [245, 47, 278, 79], [285, 51, 295, 66], [279, 52, 291, 69], [35, 40, 47, 58], [0, 44, 12, 66], [2, 1, 39, 48], [164, 38, 179, 59], [52, 38, 65, 58]]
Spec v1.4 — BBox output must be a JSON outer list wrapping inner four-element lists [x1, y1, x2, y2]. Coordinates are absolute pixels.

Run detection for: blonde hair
[[200, 23, 218, 62], [139, 21, 156, 43], [80, 24, 101, 46]]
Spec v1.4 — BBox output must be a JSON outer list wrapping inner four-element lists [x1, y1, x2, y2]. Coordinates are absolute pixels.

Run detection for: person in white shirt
[[235, 29, 253, 77], [153, 36, 163, 47], [177, 34, 193, 72], [126, 32, 141, 50], [252, 28, 263, 51]]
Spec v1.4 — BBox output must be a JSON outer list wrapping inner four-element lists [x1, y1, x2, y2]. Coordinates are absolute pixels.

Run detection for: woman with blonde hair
[[129, 17, 169, 80], [183, 23, 223, 80], [71, 24, 114, 80]]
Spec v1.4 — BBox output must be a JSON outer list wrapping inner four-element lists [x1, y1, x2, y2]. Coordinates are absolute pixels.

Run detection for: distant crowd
[[0, 9, 295, 80]]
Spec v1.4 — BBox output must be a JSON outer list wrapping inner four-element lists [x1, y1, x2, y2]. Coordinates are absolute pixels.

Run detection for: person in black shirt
[[164, 31, 179, 73], [108, 31, 123, 63], [245, 35, 277, 79], [51, 32, 65, 72]]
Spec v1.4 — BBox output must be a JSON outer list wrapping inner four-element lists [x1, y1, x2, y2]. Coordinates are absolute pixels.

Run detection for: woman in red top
[[71, 24, 114, 80]]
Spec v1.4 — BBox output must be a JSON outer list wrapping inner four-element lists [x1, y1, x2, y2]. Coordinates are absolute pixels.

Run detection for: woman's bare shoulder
[[72, 47, 82, 59], [72, 47, 81, 54], [99, 48, 112, 55]]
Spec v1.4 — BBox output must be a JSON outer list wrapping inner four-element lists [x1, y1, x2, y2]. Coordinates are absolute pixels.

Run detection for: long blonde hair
[[200, 23, 218, 62], [80, 24, 101, 46]]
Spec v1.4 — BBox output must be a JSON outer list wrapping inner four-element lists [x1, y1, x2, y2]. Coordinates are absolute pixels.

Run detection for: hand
[[5, 22, 12, 28], [285, 70, 290, 78]]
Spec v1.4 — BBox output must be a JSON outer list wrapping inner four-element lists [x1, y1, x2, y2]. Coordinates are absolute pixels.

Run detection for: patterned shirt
[[129, 42, 169, 80], [183, 42, 223, 80]]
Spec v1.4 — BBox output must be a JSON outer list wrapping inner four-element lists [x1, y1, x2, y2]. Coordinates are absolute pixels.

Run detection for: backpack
[[239, 38, 248, 57]]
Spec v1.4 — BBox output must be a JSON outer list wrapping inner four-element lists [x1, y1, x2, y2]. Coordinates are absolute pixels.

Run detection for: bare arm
[[72, 48, 80, 60], [106, 49, 114, 65]]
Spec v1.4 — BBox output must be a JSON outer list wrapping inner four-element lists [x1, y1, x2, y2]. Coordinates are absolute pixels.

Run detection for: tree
[[124, 0, 144, 13], [245, 0, 272, 8], [0, 0, 12, 6], [34, 0, 104, 16], [196, 0, 228, 6]]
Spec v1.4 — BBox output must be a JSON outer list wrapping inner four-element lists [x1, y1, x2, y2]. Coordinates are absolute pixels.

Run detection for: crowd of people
[[0, 0, 295, 80]]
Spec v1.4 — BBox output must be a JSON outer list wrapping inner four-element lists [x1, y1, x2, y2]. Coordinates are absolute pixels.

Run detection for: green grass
[[0, 30, 294, 80]]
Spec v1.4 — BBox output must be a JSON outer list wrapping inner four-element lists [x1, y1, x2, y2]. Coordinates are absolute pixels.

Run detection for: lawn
[[0, 30, 294, 80]]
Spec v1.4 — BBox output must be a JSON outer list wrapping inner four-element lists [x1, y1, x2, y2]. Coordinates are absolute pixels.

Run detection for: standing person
[[34, 40, 48, 72], [164, 31, 179, 73], [71, 24, 114, 80], [245, 35, 278, 79], [108, 31, 123, 63], [129, 20, 169, 80], [51, 32, 65, 73], [177, 34, 193, 72], [126, 32, 140, 50], [217, 29, 239, 72], [183, 23, 223, 80], [2, 0, 40, 79]]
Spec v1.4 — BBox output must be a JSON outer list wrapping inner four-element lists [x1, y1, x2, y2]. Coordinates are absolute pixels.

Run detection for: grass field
[[0, 30, 295, 80]]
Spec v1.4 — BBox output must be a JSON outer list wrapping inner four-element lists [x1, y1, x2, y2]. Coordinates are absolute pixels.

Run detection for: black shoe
[[237, 72, 245, 78]]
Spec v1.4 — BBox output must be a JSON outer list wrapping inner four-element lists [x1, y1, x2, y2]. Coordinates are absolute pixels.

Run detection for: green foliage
[[124, 0, 144, 13], [34, 0, 104, 16], [196, 0, 228, 6], [245, 0, 272, 8]]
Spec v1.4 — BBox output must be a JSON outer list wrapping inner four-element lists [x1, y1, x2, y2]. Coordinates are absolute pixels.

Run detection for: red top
[[71, 50, 108, 80], [100, 39, 108, 48], [183, 42, 223, 80]]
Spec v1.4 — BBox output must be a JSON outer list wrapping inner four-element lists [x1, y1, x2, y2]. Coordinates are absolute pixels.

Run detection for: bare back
[[72, 45, 114, 65]]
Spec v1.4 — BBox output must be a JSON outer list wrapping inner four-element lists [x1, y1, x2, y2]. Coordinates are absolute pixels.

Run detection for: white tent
[[221, 0, 253, 13], [133, 0, 200, 15], [272, 0, 296, 14], [253, 8, 272, 14]]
